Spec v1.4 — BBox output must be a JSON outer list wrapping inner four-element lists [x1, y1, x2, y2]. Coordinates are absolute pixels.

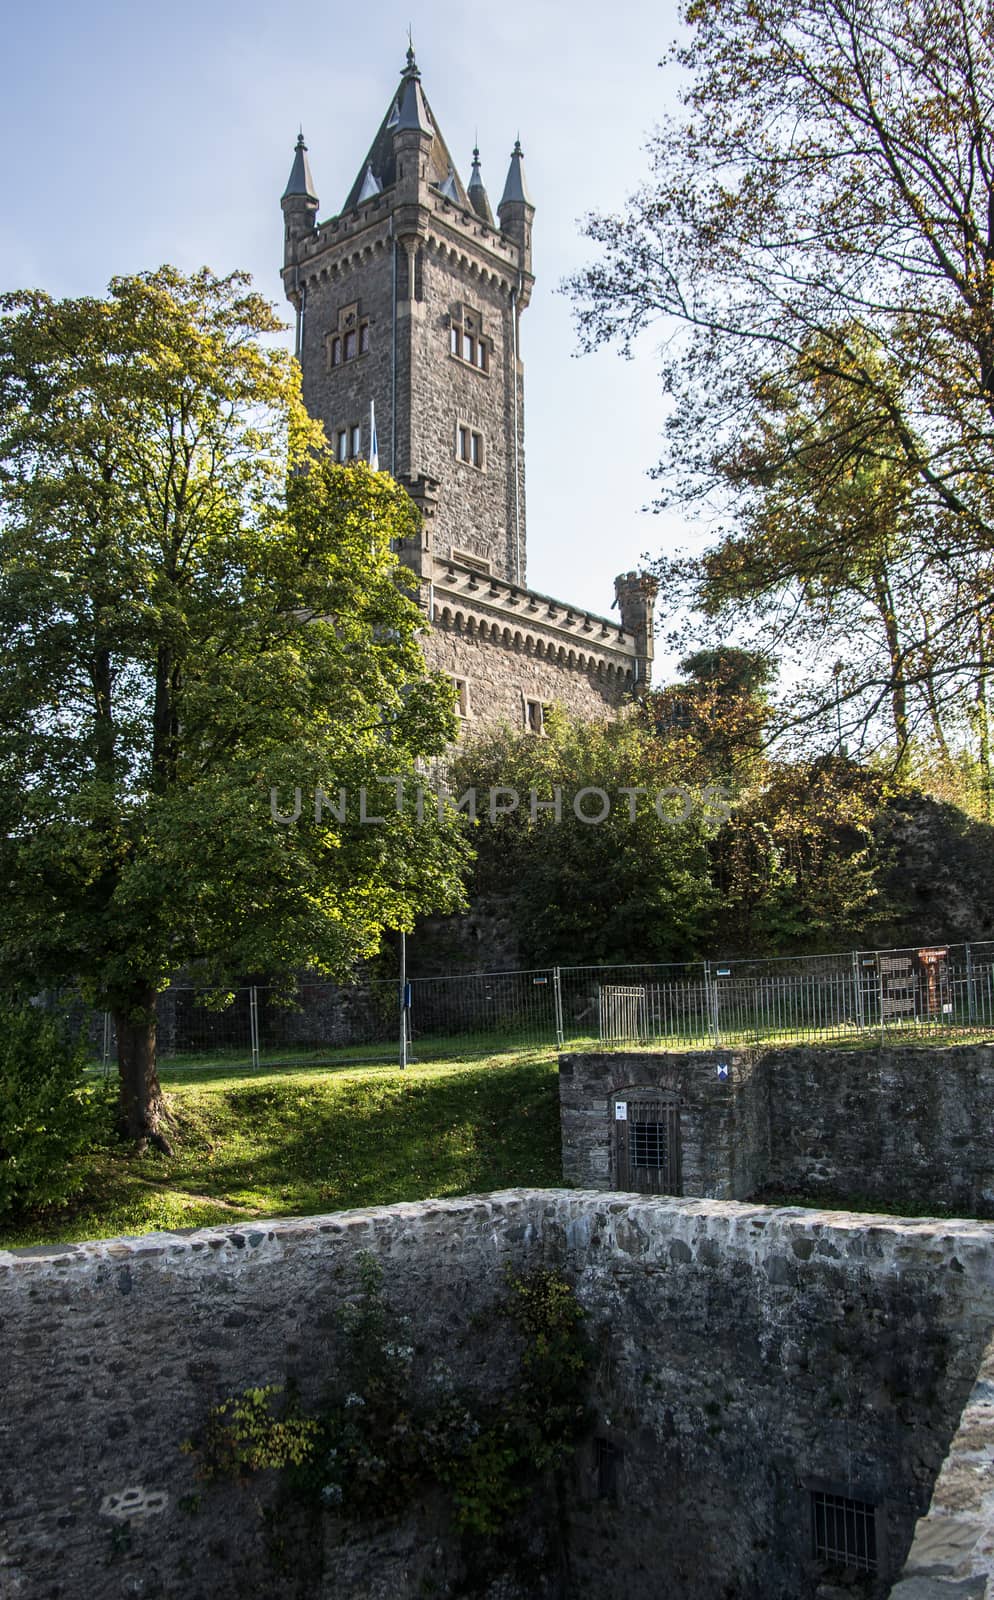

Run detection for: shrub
[[0, 1000, 106, 1217]]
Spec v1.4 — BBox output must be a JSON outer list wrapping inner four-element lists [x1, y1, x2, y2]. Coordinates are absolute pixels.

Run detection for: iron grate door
[[616, 1096, 681, 1194]]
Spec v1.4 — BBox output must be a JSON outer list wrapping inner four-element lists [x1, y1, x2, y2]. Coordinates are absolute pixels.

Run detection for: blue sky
[[1, 0, 693, 651]]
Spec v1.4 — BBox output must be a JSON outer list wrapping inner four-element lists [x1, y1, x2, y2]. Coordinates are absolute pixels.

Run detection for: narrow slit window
[[471, 431, 482, 467], [336, 429, 348, 463], [448, 676, 470, 718], [525, 698, 548, 735], [595, 1438, 619, 1502], [343, 329, 357, 361], [350, 423, 361, 457], [450, 325, 459, 356], [331, 337, 342, 366], [359, 322, 370, 354]]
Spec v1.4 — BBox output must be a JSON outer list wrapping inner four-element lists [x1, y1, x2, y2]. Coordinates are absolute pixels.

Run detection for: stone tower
[[281, 49, 656, 731], [281, 47, 533, 586]]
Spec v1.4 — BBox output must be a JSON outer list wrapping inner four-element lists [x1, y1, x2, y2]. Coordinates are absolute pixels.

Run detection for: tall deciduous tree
[[0, 268, 468, 1149], [570, 0, 994, 779]]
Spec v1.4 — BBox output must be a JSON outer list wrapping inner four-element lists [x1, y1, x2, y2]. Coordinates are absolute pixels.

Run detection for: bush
[[0, 1001, 106, 1217]]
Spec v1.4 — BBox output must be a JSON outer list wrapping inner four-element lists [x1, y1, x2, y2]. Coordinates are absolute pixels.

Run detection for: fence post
[[553, 967, 565, 1049], [850, 952, 863, 1030], [399, 931, 408, 1070], [249, 986, 260, 1070], [705, 960, 721, 1047], [102, 1012, 112, 1073], [966, 943, 977, 1026]]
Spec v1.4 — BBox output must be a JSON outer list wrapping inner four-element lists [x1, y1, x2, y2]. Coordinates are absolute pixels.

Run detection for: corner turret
[[614, 572, 658, 696], [281, 132, 319, 249], [392, 46, 435, 209], [498, 139, 535, 281], [467, 147, 495, 226]]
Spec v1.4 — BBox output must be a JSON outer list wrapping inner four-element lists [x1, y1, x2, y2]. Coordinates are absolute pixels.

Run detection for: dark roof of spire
[[467, 147, 495, 226], [499, 139, 533, 208], [282, 132, 318, 204], [341, 49, 471, 214], [395, 47, 432, 134]]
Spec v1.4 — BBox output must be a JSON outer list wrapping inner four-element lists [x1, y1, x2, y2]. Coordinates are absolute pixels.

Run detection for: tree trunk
[[113, 985, 173, 1154], [872, 573, 910, 779], [976, 608, 993, 823]]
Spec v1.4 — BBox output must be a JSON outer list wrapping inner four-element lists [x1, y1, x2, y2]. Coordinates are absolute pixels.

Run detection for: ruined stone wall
[[0, 1195, 547, 1600], [761, 1042, 994, 1218], [554, 1196, 994, 1600], [561, 1044, 994, 1218], [889, 1325, 994, 1596], [5, 1192, 994, 1600]]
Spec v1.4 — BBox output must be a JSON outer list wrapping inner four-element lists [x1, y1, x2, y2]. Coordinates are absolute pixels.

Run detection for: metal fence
[[55, 938, 994, 1073]]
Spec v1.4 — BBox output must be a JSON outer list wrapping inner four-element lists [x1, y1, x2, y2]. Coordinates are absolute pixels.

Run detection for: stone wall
[[560, 1044, 994, 1218], [889, 1327, 994, 1597], [0, 1195, 546, 1600], [559, 1048, 770, 1201], [422, 620, 631, 729], [5, 1191, 994, 1600], [556, 1197, 994, 1600], [761, 1043, 994, 1217], [408, 240, 522, 580]]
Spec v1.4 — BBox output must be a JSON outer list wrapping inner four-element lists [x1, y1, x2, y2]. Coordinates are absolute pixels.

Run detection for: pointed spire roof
[[341, 46, 471, 214], [499, 138, 533, 208], [467, 147, 495, 226], [282, 131, 318, 204], [395, 44, 433, 134]]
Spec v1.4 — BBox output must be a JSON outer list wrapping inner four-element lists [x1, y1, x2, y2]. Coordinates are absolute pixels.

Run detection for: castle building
[[281, 47, 656, 731]]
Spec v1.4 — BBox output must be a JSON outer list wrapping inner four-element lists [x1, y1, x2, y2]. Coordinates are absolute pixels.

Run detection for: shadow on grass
[[2, 1055, 563, 1248]]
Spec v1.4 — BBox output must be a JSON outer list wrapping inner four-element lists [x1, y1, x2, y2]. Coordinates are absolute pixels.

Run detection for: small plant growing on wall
[[182, 1253, 592, 1556]]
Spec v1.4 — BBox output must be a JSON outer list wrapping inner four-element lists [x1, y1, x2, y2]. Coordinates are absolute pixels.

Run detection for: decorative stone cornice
[[430, 555, 639, 683]]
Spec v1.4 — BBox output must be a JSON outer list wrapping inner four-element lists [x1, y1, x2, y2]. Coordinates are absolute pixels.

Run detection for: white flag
[[369, 400, 379, 472]]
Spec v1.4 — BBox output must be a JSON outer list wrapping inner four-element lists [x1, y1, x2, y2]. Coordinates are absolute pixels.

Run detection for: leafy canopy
[[0, 267, 468, 1089]]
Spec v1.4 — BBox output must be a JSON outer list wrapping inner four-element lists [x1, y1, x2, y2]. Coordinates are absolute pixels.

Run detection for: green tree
[[570, 0, 994, 772], [710, 758, 893, 953], [0, 268, 467, 1149], [447, 715, 721, 966], [646, 646, 776, 779]]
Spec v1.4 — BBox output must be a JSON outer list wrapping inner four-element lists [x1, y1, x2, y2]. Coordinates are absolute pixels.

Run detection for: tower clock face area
[[281, 48, 534, 589]]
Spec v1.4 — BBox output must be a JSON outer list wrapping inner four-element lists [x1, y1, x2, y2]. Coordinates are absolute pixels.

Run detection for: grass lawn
[[1, 1048, 563, 1249]]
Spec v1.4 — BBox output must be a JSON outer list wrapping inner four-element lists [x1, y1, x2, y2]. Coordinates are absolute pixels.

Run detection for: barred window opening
[[811, 1491, 877, 1575]]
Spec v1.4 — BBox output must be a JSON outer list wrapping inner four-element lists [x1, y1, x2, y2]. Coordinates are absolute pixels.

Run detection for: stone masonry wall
[[761, 1043, 994, 1217], [561, 1044, 994, 1218], [5, 1192, 994, 1600], [421, 621, 630, 729], [889, 1326, 994, 1597], [409, 242, 522, 581], [554, 1196, 994, 1600], [559, 1048, 771, 1200], [298, 224, 395, 473]]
